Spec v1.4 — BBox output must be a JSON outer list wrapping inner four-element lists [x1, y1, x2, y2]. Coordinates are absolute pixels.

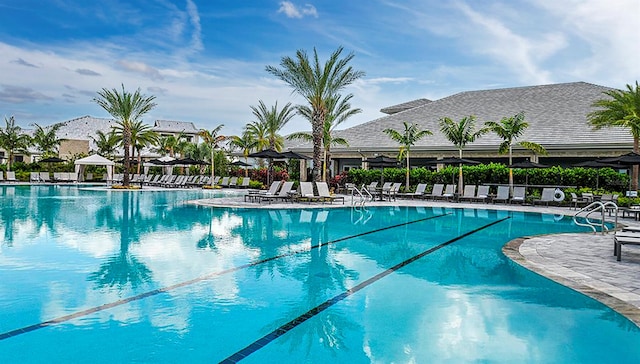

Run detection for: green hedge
[[346, 164, 629, 193]]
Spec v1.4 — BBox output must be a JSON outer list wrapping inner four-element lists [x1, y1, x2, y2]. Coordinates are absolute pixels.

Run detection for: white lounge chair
[[510, 187, 526, 204], [425, 184, 444, 200], [398, 183, 427, 199], [316, 182, 345, 204], [5, 171, 16, 183], [493, 186, 510, 204], [260, 181, 295, 203]]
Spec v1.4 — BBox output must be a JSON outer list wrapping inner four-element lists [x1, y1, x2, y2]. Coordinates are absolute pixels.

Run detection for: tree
[[290, 94, 360, 181], [266, 46, 365, 181], [383, 121, 432, 190], [439, 115, 487, 193], [93, 85, 156, 187], [31, 122, 65, 157], [588, 81, 640, 190], [198, 125, 225, 187], [91, 130, 119, 159], [0, 116, 32, 171], [229, 130, 258, 176], [128, 120, 158, 174], [249, 100, 295, 151], [246, 120, 270, 158], [485, 112, 547, 193]]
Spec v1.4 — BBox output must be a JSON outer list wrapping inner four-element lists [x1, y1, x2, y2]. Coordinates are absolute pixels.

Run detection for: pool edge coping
[[503, 236, 640, 328]]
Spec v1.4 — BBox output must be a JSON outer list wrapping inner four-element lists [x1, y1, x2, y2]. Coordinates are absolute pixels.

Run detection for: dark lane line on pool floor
[[0, 212, 451, 342], [219, 216, 511, 364]]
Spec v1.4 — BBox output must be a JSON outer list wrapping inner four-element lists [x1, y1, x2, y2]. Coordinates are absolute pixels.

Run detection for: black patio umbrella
[[169, 157, 207, 165], [509, 160, 549, 186], [573, 160, 624, 189], [147, 159, 169, 165], [427, 157, 481, 193], [599, 152, 640, 190], [364, 155, 399, 184], [280, 151, 312, 160], [248, 148, 285, 185], [230, 160, 252, 167], [39, 156, 65, 163]]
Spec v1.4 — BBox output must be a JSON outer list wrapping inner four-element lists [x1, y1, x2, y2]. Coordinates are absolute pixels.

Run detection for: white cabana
[[74, 154, 115, 183]]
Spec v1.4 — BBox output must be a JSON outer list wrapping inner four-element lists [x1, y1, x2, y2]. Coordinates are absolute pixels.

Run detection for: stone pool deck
[[191, 194, 640, 326]]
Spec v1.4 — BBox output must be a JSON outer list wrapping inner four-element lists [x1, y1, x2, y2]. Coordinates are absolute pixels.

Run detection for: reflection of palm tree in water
[[88, 192, 152, 290], [274, 210, 361, 355], [196, 208, 216, 250]]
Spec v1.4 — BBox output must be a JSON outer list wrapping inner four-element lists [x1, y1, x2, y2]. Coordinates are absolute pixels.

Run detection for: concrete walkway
[[190, 193, 640, 326]]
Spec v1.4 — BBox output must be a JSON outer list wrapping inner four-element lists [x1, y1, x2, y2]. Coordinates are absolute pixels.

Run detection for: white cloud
[[186, 0, 203, 53], [278, 1, 318, 19], [116, 60, 164, 80]]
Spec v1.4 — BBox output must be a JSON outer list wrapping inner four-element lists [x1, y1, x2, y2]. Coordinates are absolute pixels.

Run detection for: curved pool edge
[[503, 234, 640, 327]]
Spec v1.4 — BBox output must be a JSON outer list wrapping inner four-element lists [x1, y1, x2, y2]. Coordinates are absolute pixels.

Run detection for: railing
[[351, 184, 372, 207], [573, 201, 618, 234]]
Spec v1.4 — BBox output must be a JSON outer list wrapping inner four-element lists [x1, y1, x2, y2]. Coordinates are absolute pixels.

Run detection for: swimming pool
[[1, 185, 639, 363]]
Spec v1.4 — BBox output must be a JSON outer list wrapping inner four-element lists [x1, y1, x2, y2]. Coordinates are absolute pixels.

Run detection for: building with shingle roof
[[286, 81, 634, 175]]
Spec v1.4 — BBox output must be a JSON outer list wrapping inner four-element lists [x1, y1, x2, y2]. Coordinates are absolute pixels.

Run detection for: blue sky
[[1, 0, 638, 136]]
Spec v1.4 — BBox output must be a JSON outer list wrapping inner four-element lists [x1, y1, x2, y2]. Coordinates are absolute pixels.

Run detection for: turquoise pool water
[[1, 185, 639, 363]]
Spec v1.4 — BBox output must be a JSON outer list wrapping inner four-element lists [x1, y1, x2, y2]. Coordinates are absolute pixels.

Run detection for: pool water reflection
[[1, 185, 639, 363]]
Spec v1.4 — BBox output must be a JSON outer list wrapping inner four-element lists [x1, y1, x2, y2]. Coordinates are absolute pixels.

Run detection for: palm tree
[[129, 121, 158, 174], [198, 125, 225, 187], [31, 122, 65, 157], [93, 85, 156, 187], [229, 130, 258, 176], [249, 100, 295, 151], [588, 81, 640, 190], [0, 116, 32, 171], [485, 112, 547, 193], [246, 120, 270, 157], [266, 46, 365, 181], [290, 94, 360, 181], [439, 115, 488, 194], [383, 121, 432, 190], [91, 130, 119, 159]]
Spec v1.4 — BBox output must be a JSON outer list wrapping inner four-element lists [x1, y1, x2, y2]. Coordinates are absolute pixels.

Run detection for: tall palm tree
[[249, 100, 295, 151], [383, 121, 432, 190], [31, 122, 66, 157], [588, 81, 640, 190], [229, 130, 258, 176], [91, 130, 119, 159], [266, 46, 365, 181], [246, 120, 270, 156], [93, 85, 156, 187], [439, 115, 488, 194], [290, 94, 360, 181], [129, 120, 158, 174], [485, 111, 547, 193], [198, 125, 225, 187], [0, 116, 32, 171]]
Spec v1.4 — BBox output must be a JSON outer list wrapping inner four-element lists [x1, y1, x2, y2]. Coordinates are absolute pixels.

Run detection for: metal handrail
[[351, 185, 370, 207], [573, 201, 618, 234]]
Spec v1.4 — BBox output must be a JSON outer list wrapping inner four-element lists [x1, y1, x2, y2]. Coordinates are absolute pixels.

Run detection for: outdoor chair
[[424, 184, 444, 200], [439, 184, 456, 201], [363, 181, 378, 194], [533, 188, 556, 206], [260, 181, 295, 203], [228, 176, 238, 188], [510, 187, 526, 204], [5, 171, 16, 183], [30, 172, 40, 183], [219, 176, 230, 187], [245, 180, 282, 202], [316, 182, 345, 204], [297, 182, 321, 203], [39, 172, 51, 183], [239, 177, 250, 188], [458, 185, 477, 202], [0, 172, 3, 182], [613, 230, 640, 261], [474, 185, 490, 203], [570, 192, 590, 209], [493, 186, 510, 204], [383, 182, 402, 201], [398, 183, 427, 199]]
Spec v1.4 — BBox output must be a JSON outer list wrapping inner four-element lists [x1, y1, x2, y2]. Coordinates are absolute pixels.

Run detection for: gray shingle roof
[[380, 98, 432, 114], [153, 120, 199, 133], [287, 82, 632, 153]]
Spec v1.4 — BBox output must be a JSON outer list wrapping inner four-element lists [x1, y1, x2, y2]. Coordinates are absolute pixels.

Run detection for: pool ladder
[[573, 201, 618, 234], [351, 184, 373, 207]]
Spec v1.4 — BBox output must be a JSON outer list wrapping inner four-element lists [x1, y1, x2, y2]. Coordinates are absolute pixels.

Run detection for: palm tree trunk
[[458, 149, 463, 194], [508, 145, 514, 195], [210, 147, 215, 187], [634, 137, 639, 190], [123, 129, 131, 187], [405, 150, 410, 190], [311, 111, 324, 182]]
